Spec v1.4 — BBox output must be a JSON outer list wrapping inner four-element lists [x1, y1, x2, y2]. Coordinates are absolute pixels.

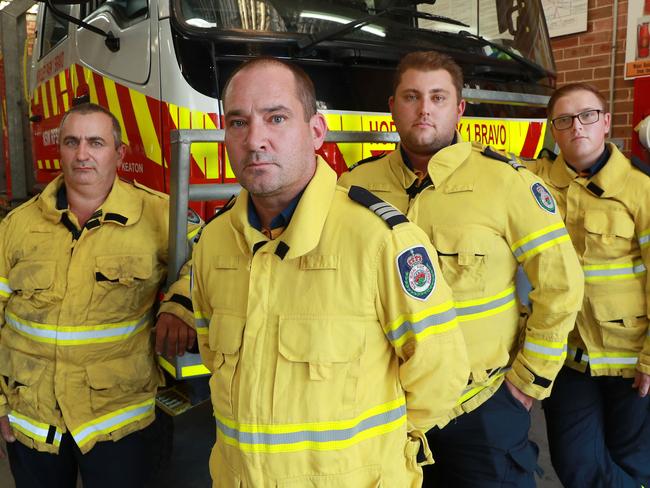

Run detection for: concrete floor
[[0, 401, 561, 488]]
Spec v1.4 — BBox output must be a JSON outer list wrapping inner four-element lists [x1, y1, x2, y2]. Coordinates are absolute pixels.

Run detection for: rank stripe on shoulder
[[483, 146, 524, 170], [348, 152, 387, 171], [348, 186, 408, 229]]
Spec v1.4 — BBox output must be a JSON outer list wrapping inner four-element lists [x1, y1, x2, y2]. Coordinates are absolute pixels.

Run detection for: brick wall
[[549, 0, 633, 154]]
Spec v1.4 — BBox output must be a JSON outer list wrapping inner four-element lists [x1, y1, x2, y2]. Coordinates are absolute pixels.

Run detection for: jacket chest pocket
[[583, 210, 635, 262], [85, 352, 159, 413], [207, 313, 246, 418], [273, 317, 366, 422], [91, 254, 155, 317], [590, 293, 648, 353], [8, 260, 56, 302], [0, 345, 51, 413], [431, 228, 492, 299]]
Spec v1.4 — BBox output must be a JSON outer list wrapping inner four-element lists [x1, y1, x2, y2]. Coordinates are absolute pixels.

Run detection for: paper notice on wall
[[541, 0, 588, 38]]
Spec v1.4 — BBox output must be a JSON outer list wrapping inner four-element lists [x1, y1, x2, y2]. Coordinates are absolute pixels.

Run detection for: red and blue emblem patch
[[531, 182, 557, 214], [396, 246, 436, 301]]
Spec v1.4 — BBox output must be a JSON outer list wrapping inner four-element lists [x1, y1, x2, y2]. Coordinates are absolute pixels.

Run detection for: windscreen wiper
[[457, 30, 551, 79], [297, 4, 469, 55]]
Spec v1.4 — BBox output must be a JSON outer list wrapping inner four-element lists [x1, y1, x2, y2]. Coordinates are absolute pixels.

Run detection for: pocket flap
[[8, 260, 55, 291], [208, 313, 247, 354], [0, 345, 47, 386], [584, 211, 634, 238], [279, 317, 365, 363], [95, 254, 153, 282], [432, 226, 492, 258], [590, 293, 646, 322], [85, 352, 153, 389]]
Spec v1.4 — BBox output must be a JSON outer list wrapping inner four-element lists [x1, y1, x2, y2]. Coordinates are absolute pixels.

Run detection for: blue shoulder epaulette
[[347, 186, 408, 229], [482, 146, 524, 170], [348, 152, 387, 171], [537, 147, 558, 161], [206, 194, 236, 225], [631, 156, 650, 178]]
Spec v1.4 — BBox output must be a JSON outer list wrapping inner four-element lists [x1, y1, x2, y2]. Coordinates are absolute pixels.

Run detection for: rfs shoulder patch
[[530, 182, 557, 214], [396, 246, 436, 301]]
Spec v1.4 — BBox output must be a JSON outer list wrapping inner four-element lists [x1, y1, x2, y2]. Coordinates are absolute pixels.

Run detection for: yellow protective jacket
[[0, 175, 193, 454], [526, 144, 650, 377], [339, 142, 584, 419], [191, 158, 470, 488]]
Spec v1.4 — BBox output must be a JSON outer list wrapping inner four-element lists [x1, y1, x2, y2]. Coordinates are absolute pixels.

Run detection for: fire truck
[[0, 0, 556, 211]]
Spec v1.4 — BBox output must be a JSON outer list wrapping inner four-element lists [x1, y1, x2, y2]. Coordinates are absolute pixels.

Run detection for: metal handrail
[[167, 129, 400, 285]]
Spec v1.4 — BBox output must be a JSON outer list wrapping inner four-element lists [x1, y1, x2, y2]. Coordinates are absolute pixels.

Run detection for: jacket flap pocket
[[584, 211, 634, 238], [213, 256, 241, 269], [8, 260, 55, 291], [279, 317, 365, 363], [590, 293, 646, 322], [85, 352, 153, 389], [95, 254, 153, 282], [208, 313, 246, 354], [0, 345, 46, 385], [432, 226, 492, 258], [299, 255, 340, 270]]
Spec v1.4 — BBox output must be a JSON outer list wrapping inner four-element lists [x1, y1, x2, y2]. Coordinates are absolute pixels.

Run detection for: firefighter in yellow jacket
[[0, 103, 195, 488], [526, 82, 650, 488], [339, 51, 584, 487], [191, 57, 470, 487]]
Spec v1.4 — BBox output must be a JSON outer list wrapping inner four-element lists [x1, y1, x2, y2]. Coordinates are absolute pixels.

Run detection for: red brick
[[590, 78, 611, 91], [552, 37, 579, 49], [591, 6, 613, 20], [581, 54, 612, 68], [556, 72, 566, 84], [594, 67, 611, 78], [565, 68, 595, 82], [612, 113, 629, 125], [595, 19, 614, 31], [594, 42, 613, 54], [564, 46, 593, 59], [612, 125, 633, 138], [615, 100, 634, 113], [579, 31, 612, 44], [614, 88, 631, 101], [555, 50, 564, 61], [556, 59, 580, 72]]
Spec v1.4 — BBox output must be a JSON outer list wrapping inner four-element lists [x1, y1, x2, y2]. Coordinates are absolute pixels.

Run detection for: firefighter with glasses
[[527, 82, 650, 487]]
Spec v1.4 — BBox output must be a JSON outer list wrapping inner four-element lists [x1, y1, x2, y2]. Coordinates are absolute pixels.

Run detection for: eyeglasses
[[551, 109, 604, 130]]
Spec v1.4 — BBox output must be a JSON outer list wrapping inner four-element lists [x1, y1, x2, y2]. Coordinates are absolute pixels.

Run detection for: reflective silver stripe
[[583, 262, 646, 280], [72, 399, 155, 447], [386, 307, 456, 343], [5, 312, 151, 345], [512, 227, 569, 259], [567, 347, 589, 364], [524, 341, 567, 358], [588, 355, 638, 366], [455, 289, 515, 319], [0, 278, 12, 296], [8, 412, 63, 447], [216, 402, 406, 450], [640, 233, 650, 247]]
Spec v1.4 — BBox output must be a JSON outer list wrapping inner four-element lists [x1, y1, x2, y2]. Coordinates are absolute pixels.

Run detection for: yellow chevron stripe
[[103, 77, 130, 146], [44, 160, 51, 169], [40, 84, 50, 119], [37, 160, 43, 169], [130, 89, 162, 166], [205, 113, 219, 178], [53, 159, 60, 169], [33, 84, 40, 104], [84, 68, 99, 104], [59, 71, 70, 112], [48, 77, 58, 116]]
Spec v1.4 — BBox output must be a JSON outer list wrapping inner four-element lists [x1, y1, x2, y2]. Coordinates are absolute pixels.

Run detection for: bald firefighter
[[527, 82, 650, 488], [339, 50, 584, 487], [191, 56, 470, 487], [0, 103, 196, 488]]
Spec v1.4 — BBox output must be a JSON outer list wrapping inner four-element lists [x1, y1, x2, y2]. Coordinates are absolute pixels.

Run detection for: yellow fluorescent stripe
[[187, 227, 201, 240], [387, 301, 455, 334], [585, 274, 642, 283], [526, 350, 567, 361], [103, 78, 130, 146], [71, 399, 154, 436], [44, 160, 51, 169], [526, 337, 567, 348], [220, 417, 406, 453], [6, 312, 146, 332], [168, 103, 179, 127], [179, 106, 191, 129], [218, 397, 406, 435], [640, 229, 650, 237], [510, 221, 566, 251], [457, 300, 516, 322], [33, 85, 40, 104], [590, 362, 637, 370], [391, 318, 459, 348], [457, 372, 506, 404], [158, 356, 176, 376], [37, 160, 43, 169], [130, 89, 162, 165], [454, 286, 515, 308], [583, 261, 643, 270], [589, 351, 638, 358], [53, 159, 60, 169], [85, 68, 99, 104], [516, 234, 571, 262], [0, 291, 10, 297], [181, 364, 210, 377], [58, 72, 70, 112], [40, 84, 50, 119], [48, 78, 58, 116]]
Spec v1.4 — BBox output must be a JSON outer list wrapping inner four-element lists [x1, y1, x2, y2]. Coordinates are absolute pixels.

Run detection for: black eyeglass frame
[[550, 109, 604, 131]]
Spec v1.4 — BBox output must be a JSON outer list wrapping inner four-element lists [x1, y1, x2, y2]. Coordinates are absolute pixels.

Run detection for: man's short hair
[[393, 51, 464, 103], [547, 83, 608, 118], [59, 102, 123, 149], [221, 57, 317, 121]]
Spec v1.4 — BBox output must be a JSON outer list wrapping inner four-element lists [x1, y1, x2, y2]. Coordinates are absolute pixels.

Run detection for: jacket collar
[[229, 157, 337, 260], [37, 175, 143, 227], [550, 143, 630, 198]]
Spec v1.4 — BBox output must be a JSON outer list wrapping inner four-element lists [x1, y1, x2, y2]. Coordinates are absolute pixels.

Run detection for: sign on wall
[[625, 1, 650, 79], [542, 0, 588, 38]]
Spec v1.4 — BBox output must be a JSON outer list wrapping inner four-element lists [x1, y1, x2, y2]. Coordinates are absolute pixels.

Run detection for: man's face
[[550, 90, 610, 169], [59, 112, 124, 191], [223, 64, 326, 198], [389, 68, 465, 157]]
